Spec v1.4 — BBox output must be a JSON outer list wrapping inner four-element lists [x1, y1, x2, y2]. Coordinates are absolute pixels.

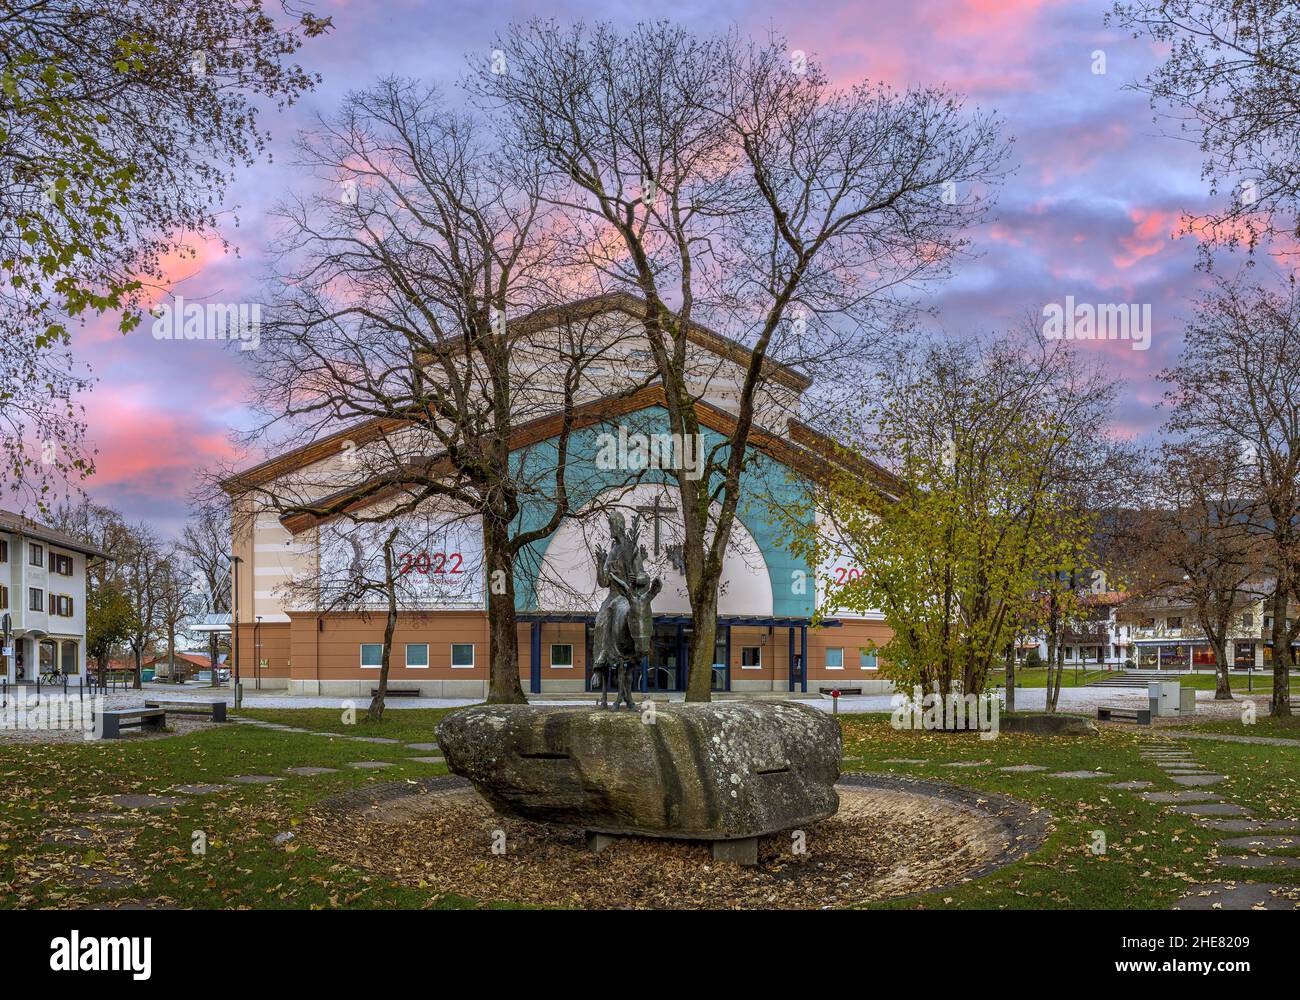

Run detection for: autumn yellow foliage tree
[[786, 331, 1125, 705]]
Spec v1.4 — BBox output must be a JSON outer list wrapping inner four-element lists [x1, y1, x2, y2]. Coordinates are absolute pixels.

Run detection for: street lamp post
[[231, 555, 242, 709]]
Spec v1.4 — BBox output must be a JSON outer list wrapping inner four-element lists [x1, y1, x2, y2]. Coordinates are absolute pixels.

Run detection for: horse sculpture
[[591, 512, 662, 711]]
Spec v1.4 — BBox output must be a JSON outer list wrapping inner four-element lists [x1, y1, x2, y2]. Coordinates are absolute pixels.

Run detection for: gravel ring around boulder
[[301, 773, 1051, 910]]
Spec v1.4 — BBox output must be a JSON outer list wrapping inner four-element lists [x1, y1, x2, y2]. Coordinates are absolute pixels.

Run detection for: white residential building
[[0, 510, 106, 686]]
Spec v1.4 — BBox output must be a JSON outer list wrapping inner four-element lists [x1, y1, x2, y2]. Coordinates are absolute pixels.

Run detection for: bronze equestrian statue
[[591, 512, 662, 710]]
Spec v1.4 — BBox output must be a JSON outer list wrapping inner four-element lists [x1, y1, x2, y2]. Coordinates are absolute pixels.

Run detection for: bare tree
[[225, 80, 647, 704], [179, 503, 232, 687], [155, 546, 195, 683], [1119, 443, 1266, 699], [121, 523, 164, 690], [479, 20, 1011, 700], [1110, 0, 1300, 261], [1162, 275, 1300, 715]]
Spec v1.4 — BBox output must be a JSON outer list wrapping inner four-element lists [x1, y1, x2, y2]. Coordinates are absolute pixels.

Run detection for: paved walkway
[[1119, 737, 1300, 911]]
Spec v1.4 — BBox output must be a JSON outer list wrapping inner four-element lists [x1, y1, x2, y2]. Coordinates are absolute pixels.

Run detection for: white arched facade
[[532, 483, 773, 615]]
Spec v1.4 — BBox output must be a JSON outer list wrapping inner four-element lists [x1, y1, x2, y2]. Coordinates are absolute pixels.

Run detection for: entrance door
[[649, 625, 683, 691]]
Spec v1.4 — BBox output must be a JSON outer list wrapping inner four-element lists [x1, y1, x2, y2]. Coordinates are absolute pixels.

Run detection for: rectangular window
[[1166, 616, 1183, 629], [405, 643, 429, 668], [860, 649, 878, 670], [29, 543, 43, 566], [360, 643, 383, 669], [29, 587, 43, 612], [550, 643, 573, 668], [451, 643, 475, 668], [1243, 612, 1254, 627], [49, 553, 72, 576], [740, 646, 761, 669], [826, 647, 844, 670], [49, 593, 55, 615], [0, 539, 7, 562], [0, 585, 7, 609]]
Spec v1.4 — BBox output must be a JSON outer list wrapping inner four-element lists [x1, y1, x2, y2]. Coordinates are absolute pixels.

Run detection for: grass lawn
[[0, 713, 474, 910], [989, 668, 1291, 692], [1170, 713, 1300, 737], [1, 706, 1296, 909], [840, 714, 1299, 909], [238, 706, 454, 743]]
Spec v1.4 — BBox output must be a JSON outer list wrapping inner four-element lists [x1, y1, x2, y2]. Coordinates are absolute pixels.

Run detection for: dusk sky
[[68, 0, 1274, 535]]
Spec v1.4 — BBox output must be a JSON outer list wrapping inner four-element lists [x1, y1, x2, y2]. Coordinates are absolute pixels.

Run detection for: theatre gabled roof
[[249, 385, 901, 534]]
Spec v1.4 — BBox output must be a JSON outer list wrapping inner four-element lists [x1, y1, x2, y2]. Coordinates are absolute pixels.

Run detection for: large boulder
[[436, 701, 841, 840]]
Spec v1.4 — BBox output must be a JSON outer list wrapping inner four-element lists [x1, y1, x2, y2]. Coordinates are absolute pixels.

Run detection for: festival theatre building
[[223, 295, 895, 698]]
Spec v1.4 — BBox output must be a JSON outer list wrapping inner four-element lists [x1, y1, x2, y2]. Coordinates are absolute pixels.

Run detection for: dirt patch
[[301, 774, 1048, 909]]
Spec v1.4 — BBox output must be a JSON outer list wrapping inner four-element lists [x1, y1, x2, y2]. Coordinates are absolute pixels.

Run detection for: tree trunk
[[132, 648, 142, 690], [1045, 633, 1064, 714], [1004, 644, 1016, 714], [209, 633, 219, 688], [1210, 637, 1233, 701], [685, 585, 720, 702], [484, 516, 527, 705], [367, 531, 400, 722], [1270, 588, 1293, 717]]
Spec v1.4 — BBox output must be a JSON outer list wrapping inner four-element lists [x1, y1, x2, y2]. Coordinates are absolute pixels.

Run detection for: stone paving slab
[[1194, 818, 1300, 833], [883, 758, 927, 764], [228, 774, 283, 784], [1164, 768, 1211, 775], [1175, 882, 1300, 910], [172, 784, 232, 795], [999, 764, 1049, 772], [405, 743, 442, 751], [346, 760, 393, 769], [1171, 774, 1226, 787], [1105, 780, 1155, 790], [1141, 790, 1223, 803], [1220, 834, 1300, 851], [1172, 802, 1251, 817], [941, 761, 987, 768], [110, 794, 187, 809], [284, 767, 339, 776], [1215, 854, 1300, 870], [349, 736, 402, 744], [1049, 770, 1112, 779], [406, 756, 445, 764]]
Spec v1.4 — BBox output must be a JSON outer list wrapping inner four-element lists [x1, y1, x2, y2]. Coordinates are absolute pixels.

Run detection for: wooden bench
[[145, 700, 226, 722], [99, 708, 167, 739], [372, 687, 421, 698], [1097, 705, 1151, 725], [819, 686, 863, 696]]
